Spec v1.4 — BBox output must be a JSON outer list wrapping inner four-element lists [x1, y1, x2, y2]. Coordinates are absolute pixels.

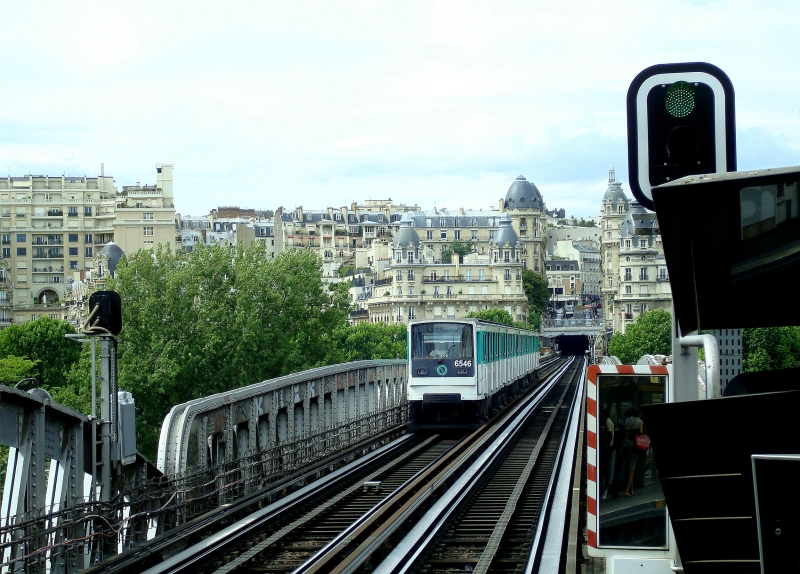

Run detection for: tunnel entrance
[[557, 335, 590, 356]]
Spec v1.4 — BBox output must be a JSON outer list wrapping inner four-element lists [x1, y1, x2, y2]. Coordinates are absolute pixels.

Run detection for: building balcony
[[32, 266, 64, 273], [47, 210, 64, 217], [32, 253, 64, 259], [14, 303, 65, 311]]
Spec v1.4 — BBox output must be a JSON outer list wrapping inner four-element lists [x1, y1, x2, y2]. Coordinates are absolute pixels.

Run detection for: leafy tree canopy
[[0, 317, 80, 390], [0, 356, 39, 387], [108, 243, 351, 458], [464, 309, 531, 330], [742, 327, 800, 372], [607, 309, 672, 364], [336, 322, 407, 362], [441, 240, 474, 264], [521, 269, 549, 328]]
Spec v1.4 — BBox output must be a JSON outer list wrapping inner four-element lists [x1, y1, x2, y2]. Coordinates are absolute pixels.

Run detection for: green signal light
[[665, 81, 696, 118]]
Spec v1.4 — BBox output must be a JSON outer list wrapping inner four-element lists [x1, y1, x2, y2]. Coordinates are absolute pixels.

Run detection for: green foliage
[[465, 309, 516, 326], [0, 317, 80, 391], [521, 269, 549, 328], [108, 243, 351, 459], [742, 327, 800, 372], [0, 356, 39, 386], [336, 322, 407, 362], [441, 240, 473, 264], [607, 309, 672, 364], [49, 344, 98, 415]]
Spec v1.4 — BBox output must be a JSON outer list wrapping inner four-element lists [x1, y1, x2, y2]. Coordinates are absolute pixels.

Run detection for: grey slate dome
[[504, 175, 543, 209], [392, 213, 421, 248], [603, 165, 629, 203], [98, 242, 125, 275], [493, 213, 519, 247], [620, 202, 650, 237]]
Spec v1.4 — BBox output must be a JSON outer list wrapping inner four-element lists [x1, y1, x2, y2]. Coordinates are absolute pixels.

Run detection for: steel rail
[[374, 358, 578, 574], [137, 433, 417, 574], [526, 357, 587, 573], [319, 358, 577, 574], [212, 435, 462, 574], [84, 428, 412, 574], [126, 357, 571, 574]]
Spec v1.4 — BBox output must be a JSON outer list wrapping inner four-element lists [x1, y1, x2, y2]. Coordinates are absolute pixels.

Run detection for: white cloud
[[0, 0, 798, 217]]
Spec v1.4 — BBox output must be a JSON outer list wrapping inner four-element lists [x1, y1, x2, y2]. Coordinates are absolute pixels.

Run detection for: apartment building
[[599, 166, 631, 327], [612, 203, 672, 332], [114, 164, 179, 255], [0, 173, 117, 324], [0, 164, 179, 327], [551, 240, 602, 304], [499, 175, 549, 273], [360, 213, 529, 325]]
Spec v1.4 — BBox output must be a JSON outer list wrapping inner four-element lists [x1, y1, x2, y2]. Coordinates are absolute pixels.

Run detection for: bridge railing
[[1, 360, 408, 571]]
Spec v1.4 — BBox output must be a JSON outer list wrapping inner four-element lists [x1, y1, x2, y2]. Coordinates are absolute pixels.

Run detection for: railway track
[[384, 360, 583, 574], [91, 356, 579, 574]]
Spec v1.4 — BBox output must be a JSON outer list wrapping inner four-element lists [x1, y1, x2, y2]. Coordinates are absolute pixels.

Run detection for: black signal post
[[627, 62, 736, 211]]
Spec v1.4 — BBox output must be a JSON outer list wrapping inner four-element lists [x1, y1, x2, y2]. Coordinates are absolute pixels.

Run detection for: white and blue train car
[[407, 318, 540, 429]]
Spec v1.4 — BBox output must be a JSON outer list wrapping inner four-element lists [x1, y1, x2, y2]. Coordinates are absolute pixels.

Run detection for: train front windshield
[[411, 323, 474, 360]]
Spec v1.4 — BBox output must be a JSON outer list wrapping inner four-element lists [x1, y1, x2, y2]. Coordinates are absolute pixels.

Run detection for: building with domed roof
[[598, 166, 673, 334], [612, 203, 672, 332], [498, 175, 548, 274], [356, 212, 529, 325], [599, 166, 632, 327]]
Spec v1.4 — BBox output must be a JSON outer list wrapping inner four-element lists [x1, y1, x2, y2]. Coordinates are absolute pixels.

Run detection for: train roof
[[407, 317, 539, 334]]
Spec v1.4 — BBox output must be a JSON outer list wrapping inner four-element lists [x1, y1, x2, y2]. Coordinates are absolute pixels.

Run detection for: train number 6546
[[453, 360, 472, 368]]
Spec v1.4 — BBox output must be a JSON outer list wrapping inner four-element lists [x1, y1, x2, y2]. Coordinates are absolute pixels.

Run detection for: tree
[[522, 269, 549, 327], [607, 309, 672, 364], [0, 317, 81, 391], [742, 327, 800, 372], [465, 309, 516, 326], [441, 240, 473, 263], [0, 356, 39, 386], [108, 243, 351, 459], [337, 322, 407, 361]]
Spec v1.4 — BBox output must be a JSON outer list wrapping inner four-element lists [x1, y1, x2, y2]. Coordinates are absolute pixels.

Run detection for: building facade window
[[84, 207, 92, 216], [16, 247, 26, 256], [143, 227, 154, 236], [144, 212, 154, 220], [84, 234, 93, 244], [85, 247, 92, 257], [69, 247, 78, 256]]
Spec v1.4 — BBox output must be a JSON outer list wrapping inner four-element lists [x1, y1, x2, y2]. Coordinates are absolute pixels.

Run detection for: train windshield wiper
[[438, 344, 456, 363]]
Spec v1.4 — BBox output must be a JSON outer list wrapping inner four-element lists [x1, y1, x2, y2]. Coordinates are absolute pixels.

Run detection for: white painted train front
[[407, 318, 541, 429]]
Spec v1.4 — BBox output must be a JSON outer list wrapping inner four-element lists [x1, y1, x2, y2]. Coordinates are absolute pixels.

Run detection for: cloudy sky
[[1, 1, 798, 218]]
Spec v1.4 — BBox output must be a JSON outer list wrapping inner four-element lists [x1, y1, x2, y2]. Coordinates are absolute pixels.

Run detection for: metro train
[[407, 318, 542, 429]]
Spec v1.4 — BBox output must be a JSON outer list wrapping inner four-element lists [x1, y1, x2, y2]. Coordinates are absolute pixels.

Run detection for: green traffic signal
[[665, 81, 696, 118]]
